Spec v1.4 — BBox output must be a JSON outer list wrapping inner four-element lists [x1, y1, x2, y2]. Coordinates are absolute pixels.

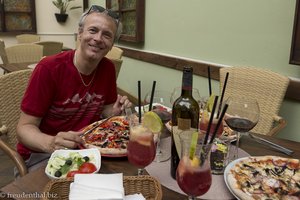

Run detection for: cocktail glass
[[127, 118, 156, 176], [144, 90, 172, 162], [199, 110, 224, 139], [176, 130, 212, 199]]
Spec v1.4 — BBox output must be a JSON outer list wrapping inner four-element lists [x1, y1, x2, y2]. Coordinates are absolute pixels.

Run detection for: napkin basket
[[42, 175, 162, 200]]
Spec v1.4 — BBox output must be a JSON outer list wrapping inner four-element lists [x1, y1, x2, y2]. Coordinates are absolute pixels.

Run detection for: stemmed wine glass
[[224, 96, 260, 160], [144, 90, 172, 162], [170, 86, 201, 106], [176, 130, 212, 199]]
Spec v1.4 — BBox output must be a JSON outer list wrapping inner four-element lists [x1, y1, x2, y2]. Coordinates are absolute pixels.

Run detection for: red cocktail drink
[[127, 125, 156, 168], [176, 156, 212, 196], [200, 111, 224, 137]]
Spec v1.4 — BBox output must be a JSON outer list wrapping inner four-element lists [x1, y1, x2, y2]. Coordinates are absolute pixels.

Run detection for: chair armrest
[[267, 115, 287, 136], [0, 138, 28, 177], [0, 125, 8, 136]]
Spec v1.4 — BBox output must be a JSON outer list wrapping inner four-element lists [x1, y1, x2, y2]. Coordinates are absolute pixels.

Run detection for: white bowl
[[45, 148, 101, 179]]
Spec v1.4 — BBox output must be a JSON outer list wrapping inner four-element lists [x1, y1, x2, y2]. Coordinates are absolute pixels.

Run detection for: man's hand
[[51, 131, 84, 151], [112, 95, 132, 115]]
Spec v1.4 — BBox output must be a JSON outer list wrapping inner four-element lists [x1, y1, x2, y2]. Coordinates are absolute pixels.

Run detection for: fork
[[249, 133, 294, 156]]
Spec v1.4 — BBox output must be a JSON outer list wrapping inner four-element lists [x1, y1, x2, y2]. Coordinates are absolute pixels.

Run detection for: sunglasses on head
[[87, 5, 119, 20]]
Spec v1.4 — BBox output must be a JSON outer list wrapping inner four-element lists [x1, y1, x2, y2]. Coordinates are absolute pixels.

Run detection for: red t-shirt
[[17, 50, 117, 159]]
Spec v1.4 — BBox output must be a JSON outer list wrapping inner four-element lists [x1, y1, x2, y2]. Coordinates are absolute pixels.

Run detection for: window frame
[[0, 0, 37, 33], [106, 0, 145, 43], [290, 0, 300, 65]]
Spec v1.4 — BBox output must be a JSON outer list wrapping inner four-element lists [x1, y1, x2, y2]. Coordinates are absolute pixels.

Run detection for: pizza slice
[[82, 116, 130, 156]]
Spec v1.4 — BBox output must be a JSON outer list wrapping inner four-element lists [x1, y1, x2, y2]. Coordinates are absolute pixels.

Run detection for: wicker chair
[[5, 44, 43, 64], [0, 39, 8, 65], [16, 34, 40, 43], [104, 47, 123, 79], [105, 46, 123, 60], [220, 66, 290, 136], [34, 41, 63, 56], [110, 58, 123, 79], [0, 69, 33, 177]]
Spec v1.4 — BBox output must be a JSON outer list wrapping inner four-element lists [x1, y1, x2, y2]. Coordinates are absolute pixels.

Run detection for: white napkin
[[125, 194, 145, 200], [69, 173, 124, 200]]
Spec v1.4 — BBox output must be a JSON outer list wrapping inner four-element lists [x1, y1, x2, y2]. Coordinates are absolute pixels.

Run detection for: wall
[[115, 0, 300, 142]]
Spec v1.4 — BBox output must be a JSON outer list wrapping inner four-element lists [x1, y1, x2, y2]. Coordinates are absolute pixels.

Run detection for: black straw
[[138, 81, 142, 123], [149, 81, 156, 111], [203, 95, 219, 145], [217, 72, 229, 118], [209, 104, 228, 144], [208, 66, 212, 96]]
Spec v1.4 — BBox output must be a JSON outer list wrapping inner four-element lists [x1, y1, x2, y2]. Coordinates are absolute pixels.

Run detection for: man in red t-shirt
[[16, 5, 131, 168]]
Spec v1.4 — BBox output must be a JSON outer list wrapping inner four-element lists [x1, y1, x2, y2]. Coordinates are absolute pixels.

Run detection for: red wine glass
[[224, 96, 260, 160]]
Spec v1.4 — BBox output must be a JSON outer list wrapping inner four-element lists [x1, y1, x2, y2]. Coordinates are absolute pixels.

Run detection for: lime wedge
[[206, 94, 215, 112], [143, 111, 163, 133], [202, 110, 209, 123], [189, 132, 199, 160]]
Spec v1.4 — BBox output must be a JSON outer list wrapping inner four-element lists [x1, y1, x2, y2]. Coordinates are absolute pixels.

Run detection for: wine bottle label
[[172, 126, 197, 159], [177, 118, 191, 130]]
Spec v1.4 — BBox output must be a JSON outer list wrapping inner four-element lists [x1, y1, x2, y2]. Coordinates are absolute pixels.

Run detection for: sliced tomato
[[67, 170, 82, 177], [108, 135, 116, 141], [79, 163, 97, 173]]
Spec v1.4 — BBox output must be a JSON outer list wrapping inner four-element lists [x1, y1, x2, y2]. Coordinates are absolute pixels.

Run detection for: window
[[290, 0, 300, 65], [0, 0, 36, 33], [106, 0, 145, 43]]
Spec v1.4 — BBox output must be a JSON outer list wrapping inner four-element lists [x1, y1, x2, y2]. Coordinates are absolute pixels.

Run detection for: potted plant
[[52, 0, 82, 23]]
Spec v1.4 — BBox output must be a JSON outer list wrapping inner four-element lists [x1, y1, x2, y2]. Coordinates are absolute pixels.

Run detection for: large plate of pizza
[[81, 116, 130, 157], [224, 156, 300, 200]]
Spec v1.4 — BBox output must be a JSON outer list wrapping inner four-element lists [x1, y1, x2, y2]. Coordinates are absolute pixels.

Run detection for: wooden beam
[[120, 47, 300, 101]]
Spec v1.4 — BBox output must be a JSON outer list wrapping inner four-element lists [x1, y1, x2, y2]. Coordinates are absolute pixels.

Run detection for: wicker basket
[[42, 175, 162, 200]]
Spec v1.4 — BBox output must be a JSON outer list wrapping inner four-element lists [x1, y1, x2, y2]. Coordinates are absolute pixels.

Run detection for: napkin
[[69, 173, 124, 200], [125, 194, 145, 200]]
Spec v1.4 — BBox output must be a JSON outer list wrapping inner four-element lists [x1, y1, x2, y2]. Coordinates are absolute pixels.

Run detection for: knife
[[80, 115, 115, 138], [249, 133, 294, 156]]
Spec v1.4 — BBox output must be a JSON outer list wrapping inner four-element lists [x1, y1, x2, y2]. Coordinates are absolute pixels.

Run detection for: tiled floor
[[0, 148, 15, 188]]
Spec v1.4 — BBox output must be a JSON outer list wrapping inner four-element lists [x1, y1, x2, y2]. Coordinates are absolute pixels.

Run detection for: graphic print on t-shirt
[[49, 92, 105, 120]]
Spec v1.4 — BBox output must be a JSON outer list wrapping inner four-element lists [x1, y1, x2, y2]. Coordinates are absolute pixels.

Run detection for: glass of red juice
[[200, 110, 224, 139], [176, 130, 212, 199], [127, 122, 156, 176]]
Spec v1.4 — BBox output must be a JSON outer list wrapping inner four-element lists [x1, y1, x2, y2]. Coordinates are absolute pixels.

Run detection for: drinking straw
[[203, 95, 219, 145], [217, 72, 229, 118], [138, 80, 142, 123], [208, 66, 212, 96], [149, 81, 156, 111], [209, 104, 229, 144]]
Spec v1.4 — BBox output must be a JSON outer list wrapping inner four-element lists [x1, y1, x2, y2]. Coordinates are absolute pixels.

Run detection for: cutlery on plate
[[249, 133, 294, 155], [80, 115, 115, 138]]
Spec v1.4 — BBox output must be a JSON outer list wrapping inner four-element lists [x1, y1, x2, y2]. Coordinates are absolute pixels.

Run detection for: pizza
[[226, 156, 300, 200], [81, 116, 130, 156]]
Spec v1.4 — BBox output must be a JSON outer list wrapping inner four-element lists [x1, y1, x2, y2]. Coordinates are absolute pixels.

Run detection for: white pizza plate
[[45, 148, 101, 179], [224, 157, 250, 200]]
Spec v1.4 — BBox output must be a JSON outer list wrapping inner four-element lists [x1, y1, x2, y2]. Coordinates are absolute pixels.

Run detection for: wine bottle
[[170, 66, 200, 179]]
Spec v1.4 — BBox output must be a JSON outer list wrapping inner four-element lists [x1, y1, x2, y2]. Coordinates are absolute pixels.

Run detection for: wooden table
[[1, 133, 299, 200], [0, 62, 34, 73]]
